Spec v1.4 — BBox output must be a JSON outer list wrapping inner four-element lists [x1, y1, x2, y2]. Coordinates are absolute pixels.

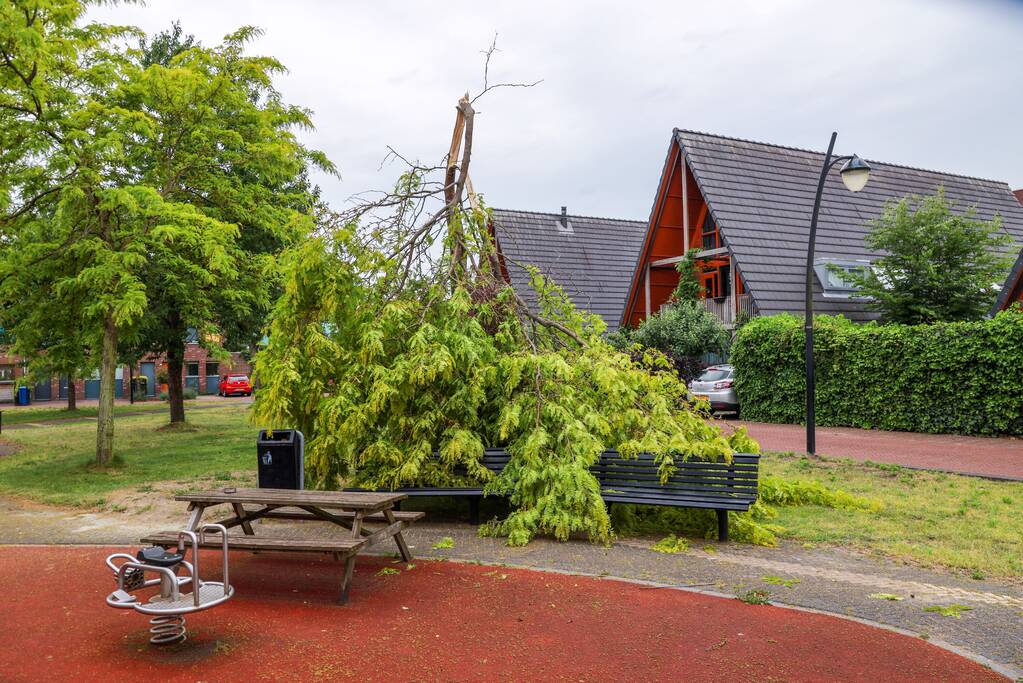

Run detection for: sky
[[88, 0, 1023, 221]]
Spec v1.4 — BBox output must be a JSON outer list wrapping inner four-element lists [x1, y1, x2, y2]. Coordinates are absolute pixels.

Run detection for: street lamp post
[[805, 132, 871, 455]]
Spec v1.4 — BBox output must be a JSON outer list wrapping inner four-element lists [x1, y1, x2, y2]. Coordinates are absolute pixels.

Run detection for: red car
[[218, 374, 252, 397]]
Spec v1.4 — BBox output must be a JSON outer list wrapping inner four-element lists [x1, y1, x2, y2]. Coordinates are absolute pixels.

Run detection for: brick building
[[0, 342, 252, 403]]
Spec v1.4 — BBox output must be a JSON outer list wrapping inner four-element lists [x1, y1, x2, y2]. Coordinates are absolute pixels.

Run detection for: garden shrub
[[610, 300, 728, 382], [730, 310, 1023, 435]]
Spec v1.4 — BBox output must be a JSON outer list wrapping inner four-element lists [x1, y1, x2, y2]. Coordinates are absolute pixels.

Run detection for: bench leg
[[716, 509, 729, 542], [469, 497, 480, 525]]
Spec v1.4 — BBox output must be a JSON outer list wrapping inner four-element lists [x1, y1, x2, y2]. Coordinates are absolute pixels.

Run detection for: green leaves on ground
[[432, 537, 455, 550], [869, 593, 905, 602], [651, 535, 689, 554], [924, 604, 973, 618], [762, 576, 800, 588]]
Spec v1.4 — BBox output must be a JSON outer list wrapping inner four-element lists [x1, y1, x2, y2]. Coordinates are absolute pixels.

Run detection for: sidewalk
[[722, 419, 1023, 481]]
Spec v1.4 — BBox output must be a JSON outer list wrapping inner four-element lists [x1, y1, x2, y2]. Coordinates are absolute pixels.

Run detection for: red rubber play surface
[[0, 545, 1003, 682]]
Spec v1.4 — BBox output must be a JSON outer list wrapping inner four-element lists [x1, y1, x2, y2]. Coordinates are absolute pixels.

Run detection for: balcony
[[701, 293, 756, 328]]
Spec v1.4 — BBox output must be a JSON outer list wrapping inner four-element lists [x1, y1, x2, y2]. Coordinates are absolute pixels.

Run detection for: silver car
[[688, 364, 739, 416]]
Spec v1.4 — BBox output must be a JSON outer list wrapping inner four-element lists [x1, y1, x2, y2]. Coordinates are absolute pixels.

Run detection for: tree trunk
[[166, 337, 186, 423], [95, 315, 117, 465], [67, 377, 76, 411]]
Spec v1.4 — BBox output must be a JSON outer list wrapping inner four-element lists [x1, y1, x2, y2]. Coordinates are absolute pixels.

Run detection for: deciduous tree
[[840, 188, 1014, 324]]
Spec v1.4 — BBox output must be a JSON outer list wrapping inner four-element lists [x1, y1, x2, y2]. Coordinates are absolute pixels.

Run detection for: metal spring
[[148, 614, 186, 645]]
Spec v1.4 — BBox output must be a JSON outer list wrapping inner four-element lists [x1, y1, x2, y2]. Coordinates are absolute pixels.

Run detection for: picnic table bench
[[356, 449, 760, 541], [142, 488, 422, 603]]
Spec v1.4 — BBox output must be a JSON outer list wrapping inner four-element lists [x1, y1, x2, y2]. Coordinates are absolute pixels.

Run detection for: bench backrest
[[479, 448, 758, 499], [593, 451, 759, 502]]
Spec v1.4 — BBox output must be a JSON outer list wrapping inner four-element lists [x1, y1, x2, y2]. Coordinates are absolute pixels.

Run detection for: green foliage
[[622, 301, 728, 360], [432, 537, 455, 550], [252, 209, 755, 547], [731, 310, 1023, 435], [924, 604, 973, 618], [651, 534, 689, 554], [869, 593, 905, 601], [182, 387, 198, 400], [838, 188, 1014, 324], [671, 249, 703, 303], [737, 589, 771, 605], [758, 475, 881, 512], [762, 575, 800, 588]]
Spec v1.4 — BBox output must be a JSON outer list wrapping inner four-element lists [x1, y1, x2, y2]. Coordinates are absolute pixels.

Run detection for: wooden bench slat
[[260, 510, 426, 523], [141, 532, 368, 554], [601, 494, 753, 510]]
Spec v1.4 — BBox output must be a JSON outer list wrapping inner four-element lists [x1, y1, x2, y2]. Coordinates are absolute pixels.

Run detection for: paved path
[[720, 420, 1023, 480], [1, 495, 1019, 678]]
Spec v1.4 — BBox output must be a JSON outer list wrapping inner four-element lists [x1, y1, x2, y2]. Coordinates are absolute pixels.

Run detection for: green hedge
[[730, 310, 1023, 435]]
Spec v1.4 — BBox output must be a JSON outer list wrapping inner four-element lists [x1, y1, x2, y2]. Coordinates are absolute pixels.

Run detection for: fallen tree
[[252, 43, 757, 545]]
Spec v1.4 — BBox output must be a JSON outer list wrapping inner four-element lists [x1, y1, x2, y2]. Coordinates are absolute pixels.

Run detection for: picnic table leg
[[338, 511, 365, 604], [232, 502, 255, 535], [383, 507, 413, 562], [185, 503, 206, 531]]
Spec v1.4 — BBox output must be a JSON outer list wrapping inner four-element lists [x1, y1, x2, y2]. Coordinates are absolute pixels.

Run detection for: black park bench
[[353, 449, 760, 541]]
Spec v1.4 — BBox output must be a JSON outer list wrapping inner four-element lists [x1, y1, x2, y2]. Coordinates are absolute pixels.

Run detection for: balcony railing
[[701, 294, 756, 327]]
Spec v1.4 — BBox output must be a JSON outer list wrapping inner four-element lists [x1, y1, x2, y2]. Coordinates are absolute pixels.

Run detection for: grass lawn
[[0, 400, 194, 426], [0, 406, 1019, 578], [0, 403, 254, 507], [763, 451, 1022, 579]]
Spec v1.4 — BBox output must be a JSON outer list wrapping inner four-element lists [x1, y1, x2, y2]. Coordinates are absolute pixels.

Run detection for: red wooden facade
[[622, 143, 746, 328]]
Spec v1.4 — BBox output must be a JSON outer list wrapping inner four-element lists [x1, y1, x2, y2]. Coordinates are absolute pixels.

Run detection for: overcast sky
[[89, 0, 1023, 220]]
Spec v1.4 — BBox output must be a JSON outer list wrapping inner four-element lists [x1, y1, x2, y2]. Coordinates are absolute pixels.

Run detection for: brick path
[[721, 420, 1023, 481]]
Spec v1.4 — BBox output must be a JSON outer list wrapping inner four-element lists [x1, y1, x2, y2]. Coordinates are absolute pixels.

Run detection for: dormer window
[[814, 258, 870, 297]]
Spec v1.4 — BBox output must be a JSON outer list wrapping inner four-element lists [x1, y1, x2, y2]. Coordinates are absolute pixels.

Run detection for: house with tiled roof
[[491, 208, 646, 333], [621, 130, 1023, 328]]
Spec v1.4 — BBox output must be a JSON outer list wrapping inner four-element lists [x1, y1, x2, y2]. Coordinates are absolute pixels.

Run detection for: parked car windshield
[[228, 375, 249, 382], [697, 368, 731, 382]]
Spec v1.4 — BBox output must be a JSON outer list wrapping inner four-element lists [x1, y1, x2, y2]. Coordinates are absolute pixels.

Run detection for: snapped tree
[[252, 44, 757, 546], [838, 188, 1014, 324]]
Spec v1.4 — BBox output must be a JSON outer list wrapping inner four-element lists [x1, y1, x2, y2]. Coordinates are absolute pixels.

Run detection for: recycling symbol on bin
[[261, 451, 272, 465]]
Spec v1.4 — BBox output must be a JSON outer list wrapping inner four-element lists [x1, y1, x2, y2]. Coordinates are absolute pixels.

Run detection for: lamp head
[[840, 155, 871, 192]]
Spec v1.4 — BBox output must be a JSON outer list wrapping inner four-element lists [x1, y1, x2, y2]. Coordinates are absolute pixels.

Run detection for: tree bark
[[67, 376, 76, 411], [95, 315, 117, 465], [166, 336, 186, 423]]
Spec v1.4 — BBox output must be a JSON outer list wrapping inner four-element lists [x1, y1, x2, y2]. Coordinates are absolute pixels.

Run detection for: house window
[[186, 362, 200, 377], [0, 364, 14, 382], [814, 258, 869, 297], [205, 362, 219, 376], [701, 212, 717, 250]]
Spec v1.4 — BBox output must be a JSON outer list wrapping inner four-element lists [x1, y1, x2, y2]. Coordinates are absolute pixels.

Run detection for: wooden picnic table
[[142, 488, 423, 603]]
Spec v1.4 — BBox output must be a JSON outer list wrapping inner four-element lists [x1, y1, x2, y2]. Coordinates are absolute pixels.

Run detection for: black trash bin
[[257, 429, 305, 489]]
